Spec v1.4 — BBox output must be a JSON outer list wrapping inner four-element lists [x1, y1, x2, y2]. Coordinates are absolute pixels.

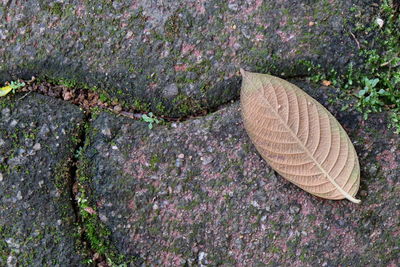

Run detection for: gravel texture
[[0, 93, 85, 266], [0, 0, 378, 116], [80, 80, 399, 266]]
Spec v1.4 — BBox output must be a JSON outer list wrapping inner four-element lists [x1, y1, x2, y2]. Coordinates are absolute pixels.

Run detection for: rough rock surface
[[0, 0, 378, 115], [81, 81, 399, 266], [0, 93, 85, 266]]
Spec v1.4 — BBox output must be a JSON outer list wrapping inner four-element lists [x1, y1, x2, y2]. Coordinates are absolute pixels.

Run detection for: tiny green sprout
[[0, 80, 25, 97], [10, 81, 26, 90], [141, 112, 162, 129], [99, 93, 109, 103], [356, 77, 391, 119]]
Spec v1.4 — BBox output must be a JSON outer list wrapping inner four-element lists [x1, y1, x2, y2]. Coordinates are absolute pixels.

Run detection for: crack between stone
[[64, 112, 105, 266], [65, 111, 133, 266]]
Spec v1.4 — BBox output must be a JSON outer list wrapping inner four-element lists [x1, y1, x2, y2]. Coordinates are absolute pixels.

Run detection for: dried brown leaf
[[322, 80, 332, 86], [240, 69, 361, 203]]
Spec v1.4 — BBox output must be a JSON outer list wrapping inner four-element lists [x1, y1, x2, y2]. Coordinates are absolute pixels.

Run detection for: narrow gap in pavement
[[65, 112, 108, 266], [10, 75, 312, 123], [13, 77, 238, 122]]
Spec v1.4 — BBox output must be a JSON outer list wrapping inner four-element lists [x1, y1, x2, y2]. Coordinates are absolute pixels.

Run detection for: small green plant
[[0, 81, 25, 97], [74, 146, 85, 159], [99, 93, 109, 103], [356, 78, 388, 119], [141, 112, 162, 129], [9, 81, 26, 90]]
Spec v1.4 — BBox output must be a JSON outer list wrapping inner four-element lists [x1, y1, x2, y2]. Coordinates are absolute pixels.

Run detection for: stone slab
[[0, 93, 85, 266], [81, 81, 399, 266]]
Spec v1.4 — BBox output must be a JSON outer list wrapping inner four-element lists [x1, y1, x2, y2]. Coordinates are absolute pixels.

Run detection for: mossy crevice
[[72, 120, 141, 266]]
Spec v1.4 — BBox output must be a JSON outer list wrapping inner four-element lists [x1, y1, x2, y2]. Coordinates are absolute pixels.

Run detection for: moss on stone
[[74, 123, 140, 266], [164, 12, 183, 42], [172, 94, 202, 116], [48, 2, 63, 16]]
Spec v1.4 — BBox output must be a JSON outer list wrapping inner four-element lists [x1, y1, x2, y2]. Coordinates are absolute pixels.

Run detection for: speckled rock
[[0, 93, 85, 266], [81, 80, 399, 266], [0, 0, 378, 115]]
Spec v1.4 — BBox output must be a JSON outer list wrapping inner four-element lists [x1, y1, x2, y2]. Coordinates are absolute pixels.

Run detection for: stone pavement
[[0, 0, 398, 266]]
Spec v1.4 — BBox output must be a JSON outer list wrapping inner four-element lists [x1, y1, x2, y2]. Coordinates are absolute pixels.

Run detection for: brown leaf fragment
[[84, 207, 97, 215], [322, 80, 332, 86]]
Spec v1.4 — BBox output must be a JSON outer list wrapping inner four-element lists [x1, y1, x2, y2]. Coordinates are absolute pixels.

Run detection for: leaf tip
[[348, 196, 361, 204], [239, 68, 247, 77]]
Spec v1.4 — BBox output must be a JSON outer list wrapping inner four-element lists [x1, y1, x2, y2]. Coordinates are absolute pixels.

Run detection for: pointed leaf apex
[[240, 68, 246, 77]]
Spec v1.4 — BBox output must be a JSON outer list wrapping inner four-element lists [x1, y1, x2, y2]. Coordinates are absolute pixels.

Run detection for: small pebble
[[33, 143, 41, 151], [175, 184, 182, 193], [251, 200, 260, 209], [113, 105, 122, 112], [25, 138, 34, 147], [201, 156, 213, 165], [368, 165, 378, 176], [10, 119, 18, 127], [63, 91, 73, 100], [101, 127, 112, 137], [198, 252, 208, 266], [228, 3, 239, 11], [289, 204, 301, 214], [1, 108, 10, 118], [39, 125, 50, 138], [175, 158, 183, 168], [17, 191, 22, 200], [16, 148, 26, 155]]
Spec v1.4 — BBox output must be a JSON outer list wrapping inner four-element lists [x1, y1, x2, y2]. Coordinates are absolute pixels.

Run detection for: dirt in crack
[[10, 77, 230, 122]]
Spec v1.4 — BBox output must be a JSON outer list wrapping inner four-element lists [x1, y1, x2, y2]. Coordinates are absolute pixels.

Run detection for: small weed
[[141, 112, 162, 129], [356, 78, 387, 119], [0, 81, 25, 97], [99, 93, 109, 103], [149, 154, 160, 171], [74, 146, 84, 159], [9, 81, 26, 90]]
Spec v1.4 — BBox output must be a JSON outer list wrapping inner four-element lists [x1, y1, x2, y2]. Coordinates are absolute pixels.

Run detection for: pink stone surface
[[84, 82, 399, 265]]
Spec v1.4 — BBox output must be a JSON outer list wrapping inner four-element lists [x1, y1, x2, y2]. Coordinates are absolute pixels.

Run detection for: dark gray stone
[[80, 80, 399, 266], [0, 93, 85, 266], [0, 0, 378, 116], [163, 83, 179, 98]]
